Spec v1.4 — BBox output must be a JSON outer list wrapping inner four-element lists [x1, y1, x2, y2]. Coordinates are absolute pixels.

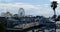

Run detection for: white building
[[18, 8, 25, 17]]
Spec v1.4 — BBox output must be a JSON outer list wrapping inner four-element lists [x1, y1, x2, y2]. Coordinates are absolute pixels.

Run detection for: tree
[[1, 12, 12, 17], [13, 14, 19, 20], [13, 14, 18, 17], [56, 15, 60, 21], [51, 1, 58, 19], [0, 22, 6, 32], [51, 1, 58, 32]]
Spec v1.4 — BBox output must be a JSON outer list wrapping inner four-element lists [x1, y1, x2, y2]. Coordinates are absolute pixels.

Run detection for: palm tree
[[51, 1, 58, 18], [51, 1, 58, 32]]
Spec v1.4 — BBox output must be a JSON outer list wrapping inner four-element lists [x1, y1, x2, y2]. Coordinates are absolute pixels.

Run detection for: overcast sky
[[0, 0, 60, 17]]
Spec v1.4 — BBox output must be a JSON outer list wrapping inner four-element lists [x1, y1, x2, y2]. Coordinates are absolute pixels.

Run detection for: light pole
[[51, 1, 58, 32]]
